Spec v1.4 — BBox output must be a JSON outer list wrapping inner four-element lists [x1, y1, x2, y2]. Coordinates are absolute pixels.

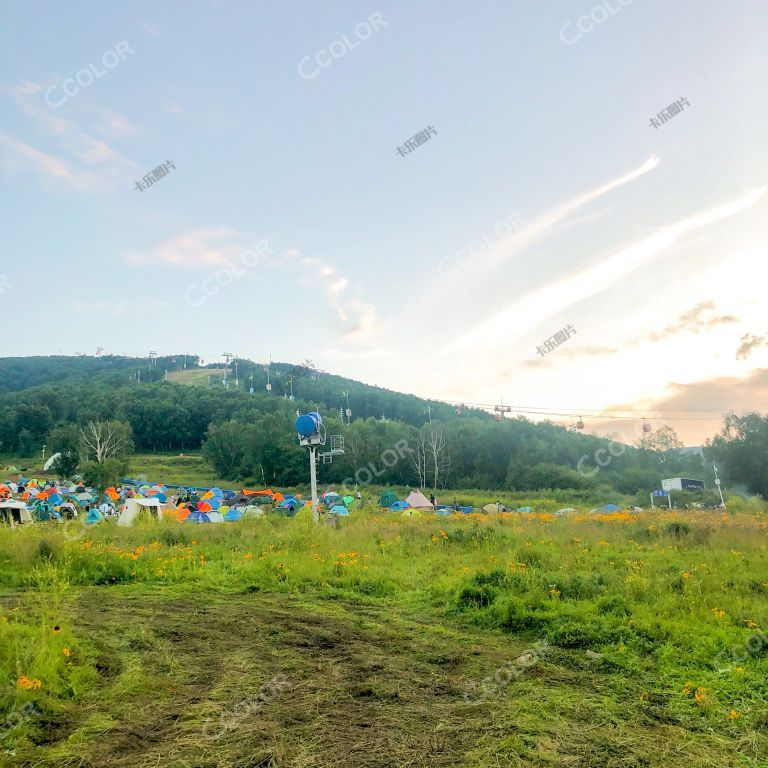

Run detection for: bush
[[665, 521, 690, 538], [489, 597, 548, 632], [546, 617, 621, 648], [597, 595, 632, 616], [455, 583, 498, 610], [160, 528, 188, 547], [35, 540, 57, 562]]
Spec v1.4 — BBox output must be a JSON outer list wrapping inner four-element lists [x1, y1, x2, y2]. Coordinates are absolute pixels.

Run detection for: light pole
[[713, 462, 726, 509], [249, 373, 254, 394], [42, 443, 46, 463]]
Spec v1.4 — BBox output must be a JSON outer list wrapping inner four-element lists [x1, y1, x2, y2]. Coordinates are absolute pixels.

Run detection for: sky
[[1, 0, 767, 445]]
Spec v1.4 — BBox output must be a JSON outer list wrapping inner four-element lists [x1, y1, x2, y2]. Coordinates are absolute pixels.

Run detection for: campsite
[[1, 358, 767, 766], [1, 452, 768, 766], [3, 2, 767, 765]]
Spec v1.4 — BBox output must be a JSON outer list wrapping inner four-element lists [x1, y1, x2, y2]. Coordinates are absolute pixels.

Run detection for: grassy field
[[166, 369, 229, 387], [2, 453, 230, 491], [1, 503, 768, 767]]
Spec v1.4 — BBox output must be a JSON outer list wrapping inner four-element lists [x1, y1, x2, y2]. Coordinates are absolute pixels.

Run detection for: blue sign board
[[652, 490, 668, 497]]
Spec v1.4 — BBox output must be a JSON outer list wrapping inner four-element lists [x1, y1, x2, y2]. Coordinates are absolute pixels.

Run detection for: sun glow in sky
[[1, 1, 767, 444]]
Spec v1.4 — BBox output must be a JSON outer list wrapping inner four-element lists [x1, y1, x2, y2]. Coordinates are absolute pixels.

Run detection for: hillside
[[0, 355, 712, 496]]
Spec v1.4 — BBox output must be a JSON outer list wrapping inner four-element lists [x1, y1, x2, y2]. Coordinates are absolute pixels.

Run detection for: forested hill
[[0, 354, 473, 426], [0, 355, 709, 494]]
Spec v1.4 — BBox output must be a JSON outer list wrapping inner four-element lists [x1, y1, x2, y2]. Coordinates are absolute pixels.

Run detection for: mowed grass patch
[[0, 589, 754, 768]]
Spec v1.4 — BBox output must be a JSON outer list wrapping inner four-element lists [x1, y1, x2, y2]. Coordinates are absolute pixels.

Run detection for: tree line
[[0, 356, 766, 498]]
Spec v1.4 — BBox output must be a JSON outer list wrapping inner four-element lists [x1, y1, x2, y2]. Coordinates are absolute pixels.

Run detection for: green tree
[[82, 458, 128, 489], [707, 412, 768, 497], [637, 425, 684, 452]]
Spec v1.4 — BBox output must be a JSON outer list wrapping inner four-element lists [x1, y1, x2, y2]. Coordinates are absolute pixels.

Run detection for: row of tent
[[0, 472, 629, 528]]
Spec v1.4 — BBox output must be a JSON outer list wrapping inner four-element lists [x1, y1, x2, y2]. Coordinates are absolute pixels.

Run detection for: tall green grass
[[1, 502, 767, 745]]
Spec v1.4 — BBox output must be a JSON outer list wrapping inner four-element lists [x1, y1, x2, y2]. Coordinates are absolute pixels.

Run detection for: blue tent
[[34, 503, 52, 522], [330, 504, 350, 517], [85, 508, 104, 524], [186, 511, 211, 523], [460, 506, 474, 514], [223, 508, 243, 522], [517, 506, 533, 512], [390, 501, 410, 511], [601, 503, 621, 512]]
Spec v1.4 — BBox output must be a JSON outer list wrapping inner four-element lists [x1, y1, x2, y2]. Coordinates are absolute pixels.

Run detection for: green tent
[[377, 490, 398, 507]]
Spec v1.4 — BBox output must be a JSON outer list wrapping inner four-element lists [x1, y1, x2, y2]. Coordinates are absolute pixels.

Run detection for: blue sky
[[1, 0, 767, 442]]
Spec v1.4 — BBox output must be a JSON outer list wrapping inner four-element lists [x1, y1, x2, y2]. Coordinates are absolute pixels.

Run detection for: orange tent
[[242, 489, 274, 497]]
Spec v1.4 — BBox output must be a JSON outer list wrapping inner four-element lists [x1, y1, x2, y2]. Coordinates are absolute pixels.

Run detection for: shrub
[[455, 583, 498, 610], [665, 522, 690, 538], [35, 539, 57, 562]]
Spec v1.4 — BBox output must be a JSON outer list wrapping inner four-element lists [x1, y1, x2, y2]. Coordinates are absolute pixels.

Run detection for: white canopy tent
[[0, 500, 33, 525], [405, 490, 434, 510], [43, 452, 61, 471], [118, 497, 164, 527]]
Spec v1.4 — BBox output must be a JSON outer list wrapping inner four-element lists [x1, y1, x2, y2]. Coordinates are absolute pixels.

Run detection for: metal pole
[[713, 462, 726, 509], [650, 492, 654, 509], [309, 446, 319, 523], [668, 491, 673, 511]]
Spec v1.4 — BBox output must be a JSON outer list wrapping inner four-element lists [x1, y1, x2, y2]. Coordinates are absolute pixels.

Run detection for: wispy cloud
[[284, 251, 388, 344], [0, 133, 73, 180], [73, 298, 169, 317], [124, 229, 387, 346], [0, 79, 139, 189], [473, 155, 660, 276], [736, 333, 767, 361], [438, 187, 767, 361], [644, 301, 738, 342], [124, 227, 245, 267], [89, 106, 138, 138]]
